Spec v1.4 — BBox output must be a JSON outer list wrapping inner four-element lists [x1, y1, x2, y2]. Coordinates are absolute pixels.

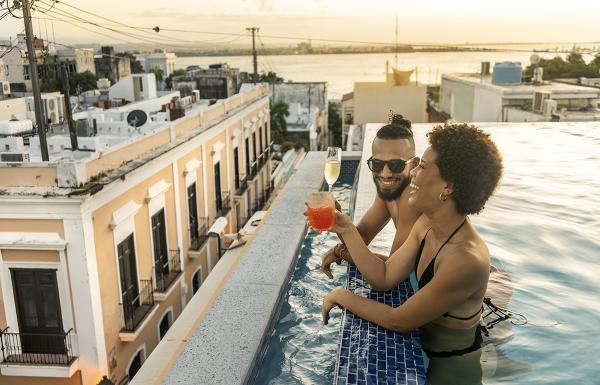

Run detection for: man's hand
[[321, 246, 343, 279]]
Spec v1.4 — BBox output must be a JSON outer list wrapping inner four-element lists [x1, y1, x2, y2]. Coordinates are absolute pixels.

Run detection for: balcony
[[216, 191, 231, 218], [120, 279, 156, 341], [189, 217, 209, 253], [0, 327, 77, 366], [249, 161, 258, 180], [235, 176, 248, 196], [154, 249, 182, 295]]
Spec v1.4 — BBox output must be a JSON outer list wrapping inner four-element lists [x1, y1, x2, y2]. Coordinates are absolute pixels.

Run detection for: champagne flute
[[324, 147, 341, 192]]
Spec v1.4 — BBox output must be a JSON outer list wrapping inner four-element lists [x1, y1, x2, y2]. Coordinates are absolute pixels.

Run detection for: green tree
[[270, 101, 289, 144], [116, 52, 143, 74], [524, 54, 600, 80], [259, 71, 284, 83], [165, 68, 186, 89], [149, 66, 164, 82], [327, 101, 342, 147], [69, 71, 98, 94]]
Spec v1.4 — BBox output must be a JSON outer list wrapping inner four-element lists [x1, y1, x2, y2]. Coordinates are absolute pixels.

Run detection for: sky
[[1, 0, 599, 48]]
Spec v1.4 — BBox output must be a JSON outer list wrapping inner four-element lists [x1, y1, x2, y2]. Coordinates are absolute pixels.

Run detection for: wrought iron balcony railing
[[236, 176, 248, 196], [189, 217, 209, 251], [216, 191, 231, 218], [249, 161, 258, 180], [154, 249, 182, 292], [121, 279, 155, 332], [0, 327, 76, 365]]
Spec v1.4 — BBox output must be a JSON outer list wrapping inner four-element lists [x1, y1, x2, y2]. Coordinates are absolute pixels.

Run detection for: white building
[[56, 48, 96, 74], [109, 74, 158, 103], [136, 50, 177, 78], [346, 68, 428, 126], [440, 73, 600, 122], [268, 82, 328, 150]]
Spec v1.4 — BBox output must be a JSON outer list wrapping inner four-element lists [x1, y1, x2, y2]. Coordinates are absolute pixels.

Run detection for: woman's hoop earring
[[439, 193, 448, 202]]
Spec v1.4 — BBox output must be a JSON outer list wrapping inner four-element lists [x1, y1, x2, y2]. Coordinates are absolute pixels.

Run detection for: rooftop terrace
[[0, 84, 269, 192]]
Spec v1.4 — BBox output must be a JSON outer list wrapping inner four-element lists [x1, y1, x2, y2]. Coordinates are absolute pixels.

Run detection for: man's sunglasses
[[367, 156, 417, 173]]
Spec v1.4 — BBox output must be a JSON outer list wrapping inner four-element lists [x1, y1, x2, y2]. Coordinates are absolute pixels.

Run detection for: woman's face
[[408, 146, 449, 213]]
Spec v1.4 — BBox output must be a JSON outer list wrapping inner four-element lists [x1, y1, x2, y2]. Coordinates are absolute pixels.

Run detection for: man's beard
[[373, 175, 410, 201]]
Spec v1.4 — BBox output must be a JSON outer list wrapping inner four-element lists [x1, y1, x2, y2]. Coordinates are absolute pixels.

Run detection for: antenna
[[395, 16, 398, 67]]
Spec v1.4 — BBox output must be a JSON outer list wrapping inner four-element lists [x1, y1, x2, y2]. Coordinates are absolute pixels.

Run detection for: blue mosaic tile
[[334, 267, 427, 385]]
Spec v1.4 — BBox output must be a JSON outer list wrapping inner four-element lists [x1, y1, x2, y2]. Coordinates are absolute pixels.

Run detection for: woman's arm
[[333, 213, 426, 291], [322, 249, 488, 333]]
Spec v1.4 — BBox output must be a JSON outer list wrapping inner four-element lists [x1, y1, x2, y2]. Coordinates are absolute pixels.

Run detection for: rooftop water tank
[[492, 62, 522, 85]]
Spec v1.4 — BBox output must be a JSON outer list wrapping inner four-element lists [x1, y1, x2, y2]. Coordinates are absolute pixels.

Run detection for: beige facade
[[353, 80, 428, 125], [0, 85, 272, 384]]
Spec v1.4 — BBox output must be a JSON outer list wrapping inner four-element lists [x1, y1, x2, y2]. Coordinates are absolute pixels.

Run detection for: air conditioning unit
[[43, 97, 59, 124], [542, 99, 558, 116], [532, 91, 550, 113], [0, 152, 30, 162], [0, 81, 10, 96]]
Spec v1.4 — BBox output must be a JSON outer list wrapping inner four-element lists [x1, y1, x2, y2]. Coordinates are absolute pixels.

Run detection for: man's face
[[371, 137, 415, 201]]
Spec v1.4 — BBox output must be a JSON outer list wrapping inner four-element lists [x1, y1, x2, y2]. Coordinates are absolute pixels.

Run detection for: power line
[[9, 0, 599, 56]]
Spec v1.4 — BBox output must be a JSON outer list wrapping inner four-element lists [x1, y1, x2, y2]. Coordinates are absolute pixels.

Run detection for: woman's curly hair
[[427, 123, 503, 215]]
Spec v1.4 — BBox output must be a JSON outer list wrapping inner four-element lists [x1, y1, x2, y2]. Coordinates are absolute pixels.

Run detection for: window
[[252, 131, 257, 161], [118, 235, 140, 319], [192, 269, 202, 294], [23, 65, 30, 80], [245, 137, 250, 176], [151, 209, 169, 286], [11, 269, 64, 354], [187, 183, 199, 248], [128, 349, 144, 381], [259, 125, 264, 152], [214, 162, 222, 215], [158, 311, 172, 340], [233, 147, 240, 191]]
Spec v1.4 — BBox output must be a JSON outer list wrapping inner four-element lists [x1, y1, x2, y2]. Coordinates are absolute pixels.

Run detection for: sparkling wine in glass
[[324, 147, 342, 192]]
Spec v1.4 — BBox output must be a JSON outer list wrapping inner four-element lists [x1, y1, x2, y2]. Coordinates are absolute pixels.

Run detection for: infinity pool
[[255, 123, 600, 385]]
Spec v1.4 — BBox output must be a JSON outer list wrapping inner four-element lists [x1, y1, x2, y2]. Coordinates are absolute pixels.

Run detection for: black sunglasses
[[367, 156, 417, 173]]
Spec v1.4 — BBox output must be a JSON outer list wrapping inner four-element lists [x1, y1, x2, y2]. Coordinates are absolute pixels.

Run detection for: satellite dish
[[126, 110, 148, 127], [530, 54, 541, 65]]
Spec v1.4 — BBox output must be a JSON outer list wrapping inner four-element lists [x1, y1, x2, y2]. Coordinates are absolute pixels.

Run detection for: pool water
[[256, 123, 600, 385], [254, 180, 355, 385]]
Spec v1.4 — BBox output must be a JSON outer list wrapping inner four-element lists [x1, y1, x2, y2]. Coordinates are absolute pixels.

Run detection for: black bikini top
[[414, 219, 482, 321]]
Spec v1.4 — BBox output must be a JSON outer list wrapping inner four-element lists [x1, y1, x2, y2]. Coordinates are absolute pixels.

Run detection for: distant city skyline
[[1, 0, 599, 48]]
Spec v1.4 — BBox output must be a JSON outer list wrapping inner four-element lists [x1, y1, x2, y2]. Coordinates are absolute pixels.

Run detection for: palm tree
[[270, 102, 289, 144]]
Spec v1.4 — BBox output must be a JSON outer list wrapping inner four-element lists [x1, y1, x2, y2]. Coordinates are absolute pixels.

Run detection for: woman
[[322, 123, 503, 384]]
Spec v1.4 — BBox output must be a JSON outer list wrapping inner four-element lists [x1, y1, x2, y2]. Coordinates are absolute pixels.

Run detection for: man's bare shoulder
[[389, 188, 421, 223]]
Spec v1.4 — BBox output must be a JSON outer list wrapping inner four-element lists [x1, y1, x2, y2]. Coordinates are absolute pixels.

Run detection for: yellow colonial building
[[0, 84, 271, 385]]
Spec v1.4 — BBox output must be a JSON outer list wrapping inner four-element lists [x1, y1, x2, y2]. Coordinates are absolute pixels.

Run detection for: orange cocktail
[[305, 192, 336, 232], [306, 206, 336, 232]]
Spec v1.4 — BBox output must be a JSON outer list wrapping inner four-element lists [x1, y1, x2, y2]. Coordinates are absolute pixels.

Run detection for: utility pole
[[60, 64, 78, 150], [21, 0, 49, 161], [246, 27, 259, 84]]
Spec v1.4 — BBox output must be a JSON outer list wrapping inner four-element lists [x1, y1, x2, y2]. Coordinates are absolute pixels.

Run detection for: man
[[322, 115, 421, 278]]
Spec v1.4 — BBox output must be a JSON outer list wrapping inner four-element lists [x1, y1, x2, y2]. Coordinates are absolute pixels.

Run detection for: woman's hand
[[322, 288, 345, 325]]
